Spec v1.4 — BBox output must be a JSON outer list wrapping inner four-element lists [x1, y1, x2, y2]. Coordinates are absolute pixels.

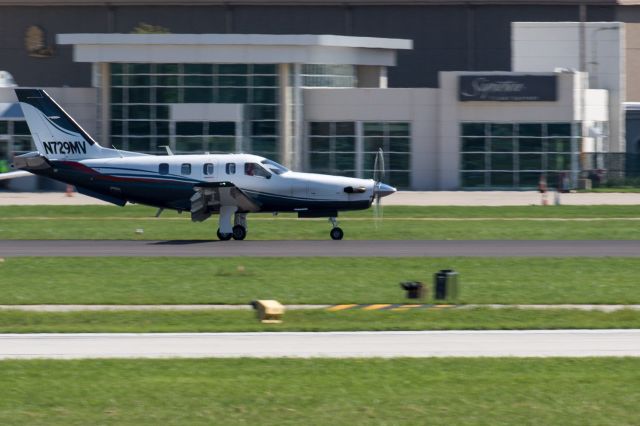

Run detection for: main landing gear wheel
[[217, 228, 232, 241], [330, 227, 344, 241], [232, 225, 247, 241]]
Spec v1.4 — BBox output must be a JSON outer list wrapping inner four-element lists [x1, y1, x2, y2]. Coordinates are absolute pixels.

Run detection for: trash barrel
[[433, 269, 459, 301], [400, 281, 425, 300]]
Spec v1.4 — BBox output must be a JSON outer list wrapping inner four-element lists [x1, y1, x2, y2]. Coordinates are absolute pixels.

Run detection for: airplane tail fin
[[15, 89, 106, 160]]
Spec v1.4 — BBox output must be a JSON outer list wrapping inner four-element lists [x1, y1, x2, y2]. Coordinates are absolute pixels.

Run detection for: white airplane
[[1, 89, 396, 240]]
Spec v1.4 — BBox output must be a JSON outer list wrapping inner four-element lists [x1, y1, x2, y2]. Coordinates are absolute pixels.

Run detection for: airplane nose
[[374, 182, 396, 198]]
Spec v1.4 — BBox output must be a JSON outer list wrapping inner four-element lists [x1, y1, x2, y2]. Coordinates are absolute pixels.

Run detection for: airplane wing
[[0, 171, 32, 181], [190, 181, 261, 222]]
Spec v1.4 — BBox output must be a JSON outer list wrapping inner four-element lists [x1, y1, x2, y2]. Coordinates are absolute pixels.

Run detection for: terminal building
[[1, 0, 640, 190]]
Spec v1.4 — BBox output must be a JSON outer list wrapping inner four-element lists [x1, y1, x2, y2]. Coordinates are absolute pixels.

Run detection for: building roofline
[[3, 0, 640, 5], [57, 33, 413, 50]]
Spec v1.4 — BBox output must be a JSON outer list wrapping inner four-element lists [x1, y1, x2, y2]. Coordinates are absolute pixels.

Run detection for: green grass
[[2, 257, 640, 305], [4, 205, 640, 239], [1, 358, 639, 425], [0, 308, 639, 333]]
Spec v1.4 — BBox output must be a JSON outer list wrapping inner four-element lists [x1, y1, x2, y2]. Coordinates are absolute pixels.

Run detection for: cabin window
[[181, 163, 191, 175], [244, 162, 271, 178], [226, 163, 236, 174], [203, 163, 214, 175], [159, 163, 169, 175]]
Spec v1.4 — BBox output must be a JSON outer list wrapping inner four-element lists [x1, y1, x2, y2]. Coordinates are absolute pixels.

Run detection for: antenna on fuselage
[[111, 144, 124, 158], [160, 145, 174, 156]]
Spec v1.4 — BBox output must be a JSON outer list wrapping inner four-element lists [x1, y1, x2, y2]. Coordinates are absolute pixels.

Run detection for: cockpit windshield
[[261, 159, 289, 175]]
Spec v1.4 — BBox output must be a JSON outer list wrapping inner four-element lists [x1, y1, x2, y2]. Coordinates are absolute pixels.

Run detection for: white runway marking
[[1, 330, 639, 359]]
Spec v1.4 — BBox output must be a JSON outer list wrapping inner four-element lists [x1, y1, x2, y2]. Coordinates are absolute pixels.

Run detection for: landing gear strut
[[232, 213, 247, 241], [329, 217, 343, 240]]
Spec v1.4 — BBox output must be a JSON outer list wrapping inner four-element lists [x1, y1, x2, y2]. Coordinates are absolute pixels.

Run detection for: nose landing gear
[[329, 217, 344, 240]]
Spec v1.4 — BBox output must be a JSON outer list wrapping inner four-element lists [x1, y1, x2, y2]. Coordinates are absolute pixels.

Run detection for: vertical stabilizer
[[15, 89, 105, 159]]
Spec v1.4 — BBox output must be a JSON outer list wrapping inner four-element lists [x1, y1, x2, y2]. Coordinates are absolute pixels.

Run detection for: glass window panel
[[252, 88, 277, 103], [490, 123, 514, 137], [461, 137, 486, 152], [156, 121, 169, 136], [129, 75, 152, 87], [390, 137, 410, 153], [219, 88, 247, 103], [461, 123, 486, 137], [205, 137, 235, 153], [251, 137, 277, 153], [219, 64, 248, 74], [157, 64, 179, 74], [176, 122, 204, 136], [209, 122, 235, 136], [184, 64, 212, 74], [156, 88, 179, 103], [157, 75, 179, 86], [111, 88, 123, 103], [519, 154, 543, 170], [364, 137, 384, 152], [13, 121, 30, 135], [159, 163, 169, 175], [518, 138, 544, 152], [251, 121, 276, 136], [310, 153, 331, 171], [110, 120, 124, 135], [310, 122, 331, 136], [111, 105, 123, 120], [335, 153, 355, 170], [111, 75, 125, 86], [181, 163, 191, 175], [128, 138, 152, 152], [364, 123, 384, 136], [490, 153, 514, 170], [226, 163, 236, 174], [111, 63, 125, 74], [252, 76, 277, 87], [547, 138, 572, 153], [335, 137, 355, 152], [219, 76, 247, 86], [390, 154, 410, 170], [155, 106, 169, 120], [461, 172, 486, 187], [203, 163, 214, 175], [490, 172, 514, 187], [389, 171, 410, 188], [519, 172, 541, 187], [184, 88, 213, 103], [128, 88, 150, 103], [251, 105, 277, 120], [462, 153, 486, 170], [130, 64, 150, 74], [176, 137, 203, 152], [548, 154, 572, 170], [128, 121, 151, 135], [518, 123, 543, 137], [335, 122, 355, 135], [129, 105, 151, 120], [252, 64, 277, 74], [489, 138, 513, 152], [388, 123, 410, 136], [0, 121, 7, 134], [310, 137, 330, 152], [184, 76, 213, 86], [547, 123, 572, 137]]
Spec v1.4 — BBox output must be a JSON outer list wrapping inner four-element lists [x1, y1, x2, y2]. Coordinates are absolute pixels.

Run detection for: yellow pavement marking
[[434, 304, 454, 308], [400, 304, 423, 309], [362, 304, 391, 311], [327, 304, 358, 312]]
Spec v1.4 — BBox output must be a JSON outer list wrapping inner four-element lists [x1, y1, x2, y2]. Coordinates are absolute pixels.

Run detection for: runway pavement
[[1, 239, 640, 257], [1, 330, 639, 359]]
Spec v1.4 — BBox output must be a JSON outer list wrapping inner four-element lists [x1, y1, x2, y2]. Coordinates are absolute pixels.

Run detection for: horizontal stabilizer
[[0, 171, 32, 181]]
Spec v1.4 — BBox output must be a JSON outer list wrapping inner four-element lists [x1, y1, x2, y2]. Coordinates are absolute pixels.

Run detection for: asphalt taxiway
[[1, 239, 639, 257], [1, 330, 639, 359]]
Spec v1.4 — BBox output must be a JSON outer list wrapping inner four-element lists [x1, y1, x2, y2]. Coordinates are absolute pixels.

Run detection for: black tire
[[232, 225, 247, 241], [217, 228, 232, 241], [330, 227, 344, 240]]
